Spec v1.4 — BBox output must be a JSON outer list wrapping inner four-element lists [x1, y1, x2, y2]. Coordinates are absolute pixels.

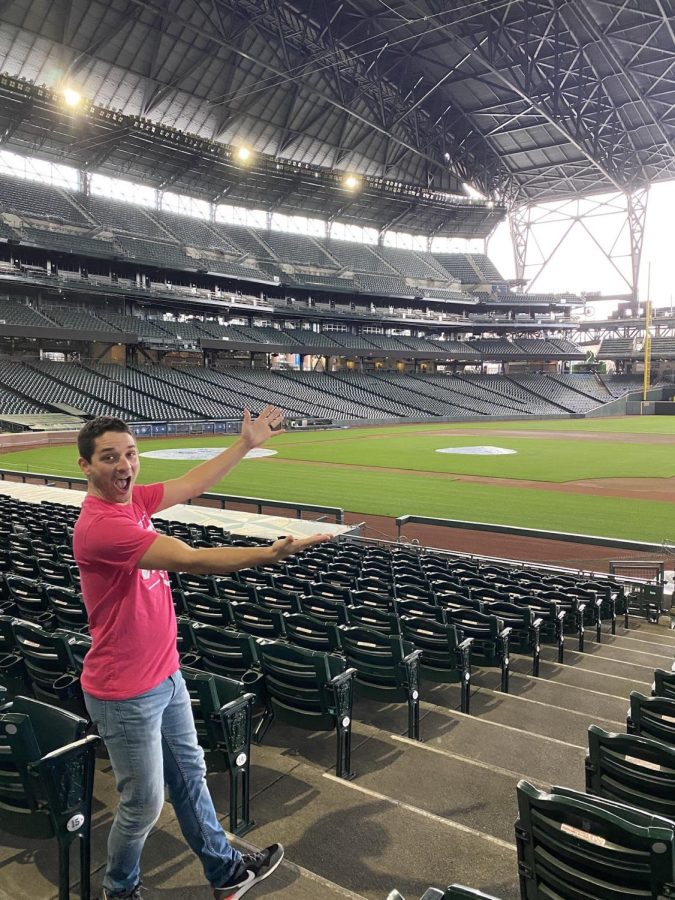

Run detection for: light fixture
[[62, 87, 82, 108], [343, 174, 360, 191], [236, 146, 252, 164]]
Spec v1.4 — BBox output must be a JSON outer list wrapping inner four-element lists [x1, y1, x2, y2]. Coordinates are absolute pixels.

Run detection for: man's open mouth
[[115, 476, 132, 492]]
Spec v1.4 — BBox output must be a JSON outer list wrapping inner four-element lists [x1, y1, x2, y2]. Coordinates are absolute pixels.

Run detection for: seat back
[[230, 602, 286, 640], [0, 695, 88, 837], [399, 616, 463, 675], [284, 613, 342, 653], [348, 605, 400, 635], [6, 575, 48, 620], [11, 621, 77, 701], [255, 587, 302, 614], [586, 724, 675, 818], [516, 779, 675, 899], [396, 597, 445, 622], [191, 624, 261, 679], [214, 577, 258, 603], [628, 691, 675, 745], [300, 594, 350, 625], [340, 626, 416, 696], [182, 592, 235, 628], [258, 641, 348, 731], [653, 669, 675, 702]]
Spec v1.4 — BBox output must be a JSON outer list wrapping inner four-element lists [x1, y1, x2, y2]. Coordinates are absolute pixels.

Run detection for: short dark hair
[[78, 417, 133, 462]]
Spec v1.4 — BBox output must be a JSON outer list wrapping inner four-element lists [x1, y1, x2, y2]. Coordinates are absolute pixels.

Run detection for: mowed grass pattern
[[1, 417, 674, 541]]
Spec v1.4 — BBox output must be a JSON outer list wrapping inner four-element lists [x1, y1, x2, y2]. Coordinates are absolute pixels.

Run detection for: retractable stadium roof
[[0, 0, 671, 228]]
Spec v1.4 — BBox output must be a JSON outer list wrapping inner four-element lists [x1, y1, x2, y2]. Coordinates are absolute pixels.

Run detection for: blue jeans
[[84, 670, 241, 897]]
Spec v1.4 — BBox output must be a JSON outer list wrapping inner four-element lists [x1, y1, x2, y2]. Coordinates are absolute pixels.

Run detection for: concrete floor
[[2, 618, 674, 900]]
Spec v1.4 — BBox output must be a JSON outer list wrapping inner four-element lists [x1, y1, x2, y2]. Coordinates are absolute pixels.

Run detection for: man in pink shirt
[[74, 408, 328, 900]]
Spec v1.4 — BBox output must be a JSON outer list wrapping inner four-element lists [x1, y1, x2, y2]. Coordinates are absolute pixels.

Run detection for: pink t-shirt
[[73, 483, 178, 700]]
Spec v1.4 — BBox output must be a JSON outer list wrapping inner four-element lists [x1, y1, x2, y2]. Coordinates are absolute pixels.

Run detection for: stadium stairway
[[4, 621, 675, 899]]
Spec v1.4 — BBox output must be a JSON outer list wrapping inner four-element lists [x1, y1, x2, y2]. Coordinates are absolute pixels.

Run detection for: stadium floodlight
[[343, 174, 360, 191], [62, 87, 82, 108], [236, 146, 253, 164]]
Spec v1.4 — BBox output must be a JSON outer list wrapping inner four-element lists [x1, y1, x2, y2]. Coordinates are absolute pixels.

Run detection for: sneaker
[[214, 844, 284, 899], [102, 884, 143, 900]]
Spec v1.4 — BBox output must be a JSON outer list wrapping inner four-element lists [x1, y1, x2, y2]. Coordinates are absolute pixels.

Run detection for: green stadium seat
[[445, 609, 511, 692], [181, 591, 235, 628], [10, 621, 87, 718], [181, 666, 255, 835], [230, 601, 287, 640], [346, 604, 401, 635], [653, 669, 675, 701], [483, 601, 542, 677], [257, 640, 356, 778], [627, 691, 675, 745], [515, 779, 675, 899], [187, 623, 273, 743], [0, 695, 100, 900], [338, 626, 422, 740], [284, 612, 343, 653], [586, 724, 675, 818], [399, 616, 472, 713], [255, 586, 303, 614]]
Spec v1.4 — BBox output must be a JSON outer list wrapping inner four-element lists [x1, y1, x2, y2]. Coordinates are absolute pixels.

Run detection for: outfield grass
[[1, 418, 673, 542]]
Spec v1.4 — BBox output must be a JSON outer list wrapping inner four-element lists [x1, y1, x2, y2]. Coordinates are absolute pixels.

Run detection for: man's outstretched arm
[[157, 405, 284, 510], [137, 531, 330, 575]]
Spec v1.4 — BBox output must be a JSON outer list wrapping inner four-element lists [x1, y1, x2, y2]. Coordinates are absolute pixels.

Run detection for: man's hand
[[240, 405, 285, 450], [269, 533, 332, 563]]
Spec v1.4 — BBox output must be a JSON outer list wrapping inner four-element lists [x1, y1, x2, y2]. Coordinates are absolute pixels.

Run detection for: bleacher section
[[597, 337, 636, 359], [0, 175, 87, 224], [468, 253, 504, 282], [326, 240, 394, 275], [83, 196, 167, 239], [115, 236, 199, 270], [256, 231, 337, 268], [0, 300, 54, 327], [432, 254, 482, 283], [211, 224, 273, 259], [21, 227, 116, 258], [355, 274, 413, 297], [0, 366, 641, 422], [375, 246, 447, 280], [509, 373, 600, 413], [45, 308, 122, 332], [2, 487, 671, 900]]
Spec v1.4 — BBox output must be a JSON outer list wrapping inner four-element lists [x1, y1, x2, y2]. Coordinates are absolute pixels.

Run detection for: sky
[[487, 180, 675, 319]]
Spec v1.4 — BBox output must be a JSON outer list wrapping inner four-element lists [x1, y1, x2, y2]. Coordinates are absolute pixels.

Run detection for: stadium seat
[[257, 641, 356, 778], [399, 616, 472, 713], [230, 601, 287, 640], [254, 586, 303, 614], [515, 779, 675, 899], [338, 626, 422, 740], [181, 591, 235, 628], [585, 724, 675, 817], [187, 624, 273, 743], [627, 691, 675, 745], [0, 695, 100, 900], [10, 621, 88, 718], [284, 612, 343, 653], [653, 669, 675, 701], [347, 604, 401, 635], [445, 609, 511, 692], [483, 601, 542, 677], [181, 666, 255, 835]]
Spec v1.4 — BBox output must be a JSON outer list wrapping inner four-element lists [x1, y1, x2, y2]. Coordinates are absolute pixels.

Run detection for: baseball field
[[1, 416, 674, 543]]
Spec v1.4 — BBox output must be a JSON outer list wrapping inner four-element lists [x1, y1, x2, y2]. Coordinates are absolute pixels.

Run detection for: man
[[73, 407, 329, 900]]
